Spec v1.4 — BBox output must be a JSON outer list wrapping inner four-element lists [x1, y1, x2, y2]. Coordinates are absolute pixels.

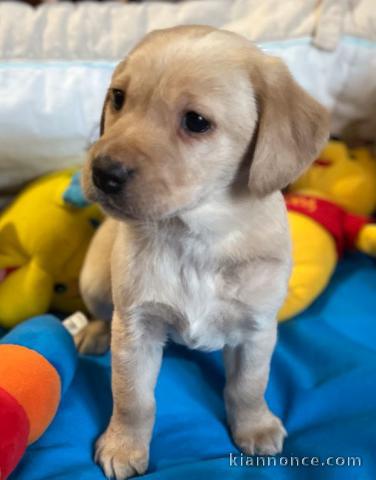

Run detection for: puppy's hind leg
[[75, 219, 116, 354]]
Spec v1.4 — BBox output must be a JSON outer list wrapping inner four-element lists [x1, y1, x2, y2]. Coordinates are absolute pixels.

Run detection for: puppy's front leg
[[224, 324, 286, 455], [96, 308, 165, 480]]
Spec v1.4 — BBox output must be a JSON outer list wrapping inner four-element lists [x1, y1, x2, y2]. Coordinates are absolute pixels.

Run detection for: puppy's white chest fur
[[116, 193, 290, 352], [119, 221, 232, 350]]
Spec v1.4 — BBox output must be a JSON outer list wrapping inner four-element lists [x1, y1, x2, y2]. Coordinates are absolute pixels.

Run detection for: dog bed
[[7, 252, 376, 480]]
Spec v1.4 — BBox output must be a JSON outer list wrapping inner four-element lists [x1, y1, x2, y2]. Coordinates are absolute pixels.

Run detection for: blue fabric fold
[[10, 253, 376, 480]]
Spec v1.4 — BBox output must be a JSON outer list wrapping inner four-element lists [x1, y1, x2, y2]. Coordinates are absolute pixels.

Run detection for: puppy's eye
[[182, 111, 211, 134], [111, 89, 125, 111]]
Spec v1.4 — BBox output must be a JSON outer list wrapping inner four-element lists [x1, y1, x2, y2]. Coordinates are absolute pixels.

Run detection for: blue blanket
[[11, 253, 376, 480]]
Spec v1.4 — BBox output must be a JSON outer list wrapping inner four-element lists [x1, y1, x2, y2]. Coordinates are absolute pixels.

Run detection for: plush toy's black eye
[[182, 111, 211, 134], [89, 217, 101, 229], [54, 283, 67, 294], [111, 89, 125, 111]]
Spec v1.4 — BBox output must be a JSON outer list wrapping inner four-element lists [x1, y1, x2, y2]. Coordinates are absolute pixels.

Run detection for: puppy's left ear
[[248, 56, 330, 196]]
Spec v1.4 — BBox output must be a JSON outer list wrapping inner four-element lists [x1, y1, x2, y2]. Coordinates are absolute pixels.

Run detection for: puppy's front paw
[[95, 428, 149, 480], [74, 319, 111, 355], [232, 411, 286, 456]]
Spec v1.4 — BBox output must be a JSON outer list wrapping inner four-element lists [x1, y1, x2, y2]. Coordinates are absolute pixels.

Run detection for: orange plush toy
[[0, 316, 77, 479]]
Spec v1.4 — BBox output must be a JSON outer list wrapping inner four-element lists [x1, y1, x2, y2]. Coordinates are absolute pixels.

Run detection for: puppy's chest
[[129, 236, 251, 350]]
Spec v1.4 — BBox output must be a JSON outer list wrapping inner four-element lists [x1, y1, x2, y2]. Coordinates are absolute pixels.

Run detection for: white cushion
[[0, 0, 375, 193]]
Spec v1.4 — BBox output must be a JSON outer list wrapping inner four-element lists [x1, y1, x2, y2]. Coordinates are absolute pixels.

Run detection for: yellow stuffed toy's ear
[[0, 260, 53, 329], [0, 223, 28, 269]]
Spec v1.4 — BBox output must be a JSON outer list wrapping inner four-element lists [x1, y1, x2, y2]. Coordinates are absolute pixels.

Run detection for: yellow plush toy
[[279, 140, 376, 321], [0, 169, 103, 328]]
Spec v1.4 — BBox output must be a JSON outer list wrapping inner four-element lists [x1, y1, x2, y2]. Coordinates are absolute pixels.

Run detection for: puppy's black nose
[[92, 156, 132, 195]]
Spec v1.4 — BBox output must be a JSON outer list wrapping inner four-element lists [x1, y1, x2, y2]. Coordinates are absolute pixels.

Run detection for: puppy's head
[[82, 26, 329, 221]]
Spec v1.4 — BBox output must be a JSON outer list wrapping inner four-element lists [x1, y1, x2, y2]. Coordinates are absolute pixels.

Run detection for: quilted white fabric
[[0, 0, 375, 195]]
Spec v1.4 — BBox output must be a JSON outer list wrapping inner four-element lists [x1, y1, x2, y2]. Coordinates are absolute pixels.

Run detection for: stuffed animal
[[0, 315, 77, 479], [279, 140, 376, 321], [0, 169, 103, 328]]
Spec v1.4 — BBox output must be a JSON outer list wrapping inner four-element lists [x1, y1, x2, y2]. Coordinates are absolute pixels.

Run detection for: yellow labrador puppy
[[79, 26, 329, 480]]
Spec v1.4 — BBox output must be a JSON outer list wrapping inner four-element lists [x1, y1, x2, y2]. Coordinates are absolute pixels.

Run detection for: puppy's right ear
[[99, 92, 109, 137]]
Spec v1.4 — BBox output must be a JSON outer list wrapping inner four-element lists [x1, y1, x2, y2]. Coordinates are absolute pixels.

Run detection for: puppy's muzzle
[[92, 155, 134, 195]]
